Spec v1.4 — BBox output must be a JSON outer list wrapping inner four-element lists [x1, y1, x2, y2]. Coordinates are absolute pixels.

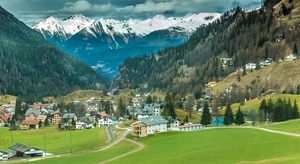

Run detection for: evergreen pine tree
[[235, 106, 245, 126], [293, 43, 297, 55], [224, 104, 234, 126], [259, 99, 267, 123], [44, 117, 50, 126], [267, 99, 274, 121], [293, 100, 300, 119], [200, 101, 211, 126], [164, 93, 176, 119]]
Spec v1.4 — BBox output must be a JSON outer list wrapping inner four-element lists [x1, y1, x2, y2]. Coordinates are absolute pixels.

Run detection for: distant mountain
[[0, 6, 105, 99], [32, 13, 221, 77]]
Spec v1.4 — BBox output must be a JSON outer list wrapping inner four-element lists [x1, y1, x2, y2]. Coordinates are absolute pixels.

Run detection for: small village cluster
[[0, 94, 205, 160]]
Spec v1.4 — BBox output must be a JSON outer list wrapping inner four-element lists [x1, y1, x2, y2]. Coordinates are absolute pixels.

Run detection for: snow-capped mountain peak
[[32, 16, 64, 36], [61, 14, 95, 35]]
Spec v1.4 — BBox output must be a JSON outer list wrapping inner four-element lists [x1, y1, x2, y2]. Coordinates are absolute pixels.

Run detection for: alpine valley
[[32, 13, 221, 77]]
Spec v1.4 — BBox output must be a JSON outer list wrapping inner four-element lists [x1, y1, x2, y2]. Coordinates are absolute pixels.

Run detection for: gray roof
[[140, 116, 168, 126], [62, 113, 76, 119], [9, 143, 39, 152], [24, 109, 40, 116], [136, 108, 154, 115]]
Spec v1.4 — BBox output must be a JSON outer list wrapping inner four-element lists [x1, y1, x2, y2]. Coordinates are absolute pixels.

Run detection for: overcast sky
[[1, 0, 261, 26]]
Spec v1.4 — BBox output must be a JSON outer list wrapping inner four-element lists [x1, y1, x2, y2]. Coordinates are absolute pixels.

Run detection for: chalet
[[8, 143, 44, 158], [86, 98, 99, 112], [20, 120, 40, 129], [24, 109, 40, 121], [208, 81, 217, 87], [0, 151, 8, 161], [220, 58, 233, 66], [132, 116, 168, 137], [50, 112, 62, 124], [245, 63, 256, 70], [98, 116, 117, 127], [76, 120, 87, 130], [132, 96, 143, 107], [0, 109, 12, 127], [135, 103, 161, 119], [62, 113, 77, 122]]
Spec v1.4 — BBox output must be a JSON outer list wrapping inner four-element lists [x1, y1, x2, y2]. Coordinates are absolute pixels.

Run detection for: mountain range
[[32, 13, 221, 77]]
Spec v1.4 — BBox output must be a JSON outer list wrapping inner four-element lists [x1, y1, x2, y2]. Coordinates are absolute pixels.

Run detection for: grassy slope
[[267, 119, 300, 134], [175, 108, 201, 123], [43, 90, 105, 104], [0, 127, 106, 154], [207, 60, 300, 97], [230, 94, 300, 112], [0, 94, 16, 104], [26, 140, 137, 164], [112, 129, 300, 164]]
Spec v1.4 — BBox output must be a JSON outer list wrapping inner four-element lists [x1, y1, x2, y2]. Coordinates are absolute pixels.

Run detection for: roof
[[62, 113, 76, 119], [20, 120, 40, 125], [25, 109, 40, 116], [9, 143, 39, 153], [139, 116, 168, 126], [175, 124, 201, 128]]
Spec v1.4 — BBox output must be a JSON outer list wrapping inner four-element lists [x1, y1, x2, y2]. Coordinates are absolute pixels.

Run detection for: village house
[[208, 81, 217, 87], [172, 123, 202, 131], [245, 63, 257, 70], [85, 98, 99, 112], [134, 103, 161, 120], [0, 109, 12, 127], [8, 143, 44, 158], [132, 116, 168, 137], [50, 112, 62, 124], [98, 116, 117, 127], [132, 95, 143, 107], [20, 109, 43, 129], [220, 57, 233, 66], [62, 113, 77, 126], [285, 54, 297, 61]]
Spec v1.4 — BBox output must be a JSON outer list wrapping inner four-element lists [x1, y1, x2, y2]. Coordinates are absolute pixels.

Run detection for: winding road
[[97, 125, 145, 164]]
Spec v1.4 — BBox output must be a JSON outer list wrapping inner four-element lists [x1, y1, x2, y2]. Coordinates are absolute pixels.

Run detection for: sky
[[1, 0, 262, 26]]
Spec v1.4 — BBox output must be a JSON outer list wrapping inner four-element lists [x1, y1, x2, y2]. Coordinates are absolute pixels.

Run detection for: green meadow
[[267, 119, 300, 134], [231, 94, 300, 112], [0, 126, 106, 154], [26, 140, 138, 164], [111, 128, 300, 164]]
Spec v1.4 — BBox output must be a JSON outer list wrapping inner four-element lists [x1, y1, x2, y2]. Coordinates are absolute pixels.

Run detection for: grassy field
[[0, 127, 106, 154], [23, 139, 137, 164], [267, 119, 300, 134], [111, 128, 300, 164]]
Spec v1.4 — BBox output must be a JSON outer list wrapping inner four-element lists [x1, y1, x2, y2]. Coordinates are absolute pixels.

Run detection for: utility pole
[[44, 133, 46, 158], [70, 130, 72, 153]]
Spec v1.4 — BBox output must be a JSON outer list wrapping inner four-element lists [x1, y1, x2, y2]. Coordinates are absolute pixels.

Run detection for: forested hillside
[[0, 6, 106, 100], [115, 0, 299, 95]]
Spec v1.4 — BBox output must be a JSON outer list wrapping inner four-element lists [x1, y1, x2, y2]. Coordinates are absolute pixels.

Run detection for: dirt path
[[98, 138, 145, 164]]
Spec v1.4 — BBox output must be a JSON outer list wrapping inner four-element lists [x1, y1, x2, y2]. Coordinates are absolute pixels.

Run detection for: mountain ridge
[[32, 12, 221, 77], [0, 5, 106, 99]]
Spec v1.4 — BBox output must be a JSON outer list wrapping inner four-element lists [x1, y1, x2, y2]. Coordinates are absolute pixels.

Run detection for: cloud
[[1, 0, 262, 26], [62, 0, 92, 12]]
